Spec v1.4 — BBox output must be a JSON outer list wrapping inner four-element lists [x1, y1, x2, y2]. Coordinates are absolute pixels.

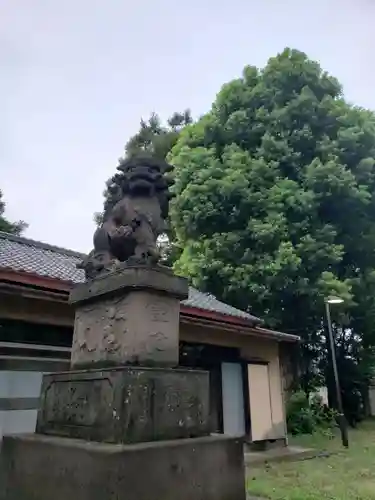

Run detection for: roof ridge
[[0, 231, 86, 259]]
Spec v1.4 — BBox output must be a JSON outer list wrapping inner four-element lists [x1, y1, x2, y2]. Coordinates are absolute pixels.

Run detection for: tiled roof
[[0, 232, 261, 324], [0, 232, 84, 284]]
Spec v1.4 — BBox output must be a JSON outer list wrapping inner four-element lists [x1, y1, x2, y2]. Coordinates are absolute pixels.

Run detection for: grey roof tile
[[0, 231, 261, 323], [184, 288, 257, 320], [0, 233, 85, 284]]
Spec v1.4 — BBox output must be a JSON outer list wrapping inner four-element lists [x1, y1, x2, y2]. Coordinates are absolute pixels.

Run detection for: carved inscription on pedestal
[[42, 378, 113, 428], [121, 373, 154, 442], [37, 367, 209, 444], [146, 299, 171, 323], [152, 374, 208, 438], [71, 291, 180, 368]]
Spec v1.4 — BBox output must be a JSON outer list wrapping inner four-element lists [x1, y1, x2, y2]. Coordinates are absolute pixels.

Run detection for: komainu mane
[[78, 155, 174, 280]]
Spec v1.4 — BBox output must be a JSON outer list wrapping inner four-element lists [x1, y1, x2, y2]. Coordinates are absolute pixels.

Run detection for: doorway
[[221, 362, 246, 437], [247, 363, 273, 441]]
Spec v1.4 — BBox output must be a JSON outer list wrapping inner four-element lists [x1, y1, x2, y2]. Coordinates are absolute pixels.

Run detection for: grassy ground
[[247, 420, 375, 500]]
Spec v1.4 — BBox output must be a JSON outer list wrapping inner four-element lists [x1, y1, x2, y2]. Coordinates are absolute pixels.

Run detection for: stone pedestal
[[0, 264, 246, 499], [36, 366, 210, 443], [1, 434, 246, 500], [70, 265, 188, 368]]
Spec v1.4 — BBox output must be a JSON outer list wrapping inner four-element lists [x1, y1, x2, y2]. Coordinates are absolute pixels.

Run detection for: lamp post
[[324, 296, 349, 448]]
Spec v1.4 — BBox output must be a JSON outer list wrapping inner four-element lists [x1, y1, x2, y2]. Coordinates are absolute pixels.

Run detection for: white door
[[248, 364, 273, 441], [221, 362, 245, 437]]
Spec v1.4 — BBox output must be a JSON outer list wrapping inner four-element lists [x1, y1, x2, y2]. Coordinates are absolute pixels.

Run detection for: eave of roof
[[0, 232, 300, 342], [0, 268, 300, 343]]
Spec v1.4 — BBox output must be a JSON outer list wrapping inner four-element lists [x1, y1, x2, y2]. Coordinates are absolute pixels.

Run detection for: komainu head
[[117, 154, 173, 197]]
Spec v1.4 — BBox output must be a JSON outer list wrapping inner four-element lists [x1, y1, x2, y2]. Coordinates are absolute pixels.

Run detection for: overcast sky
[[1, 0, 373, 252]]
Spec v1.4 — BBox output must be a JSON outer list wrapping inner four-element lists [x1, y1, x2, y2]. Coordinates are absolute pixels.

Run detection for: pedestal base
[[1, 434, 246, 500], [37, 366, 209, 444]]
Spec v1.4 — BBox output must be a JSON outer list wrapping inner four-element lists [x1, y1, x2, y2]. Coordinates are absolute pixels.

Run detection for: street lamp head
[[326, 296, 344, 304]]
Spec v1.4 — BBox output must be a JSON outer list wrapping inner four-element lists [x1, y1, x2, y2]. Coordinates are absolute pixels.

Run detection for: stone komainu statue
[[78, 155, 174, 280]]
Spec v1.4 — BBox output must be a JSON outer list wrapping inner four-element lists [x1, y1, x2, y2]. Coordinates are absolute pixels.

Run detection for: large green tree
[[169, 49, 375, 405], [0, 190, 27, 235]]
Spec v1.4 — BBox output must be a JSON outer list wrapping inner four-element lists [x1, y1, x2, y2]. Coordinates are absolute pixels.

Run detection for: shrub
[[286, 390, 337, 435]]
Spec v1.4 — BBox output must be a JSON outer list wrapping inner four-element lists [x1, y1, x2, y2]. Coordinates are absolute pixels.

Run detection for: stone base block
[[69, 265, 189, 368], [1, 434, 246, 500], [36, 366, 209, 444]]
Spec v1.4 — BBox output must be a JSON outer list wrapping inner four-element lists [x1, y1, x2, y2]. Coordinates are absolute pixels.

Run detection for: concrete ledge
[[1, 434, 246, 500], [244, 445, 326, 467], [245, 438, 287, 452]]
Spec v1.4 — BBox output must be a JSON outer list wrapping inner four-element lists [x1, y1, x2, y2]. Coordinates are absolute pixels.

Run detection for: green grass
[[247, 420, 375, 500]]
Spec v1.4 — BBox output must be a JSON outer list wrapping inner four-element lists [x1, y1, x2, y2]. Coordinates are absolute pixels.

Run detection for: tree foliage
[[286, 390, 337, 436], [0, 190, 27, 235], [125, 110, 192, 160], [168, 48, 375, 410]]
